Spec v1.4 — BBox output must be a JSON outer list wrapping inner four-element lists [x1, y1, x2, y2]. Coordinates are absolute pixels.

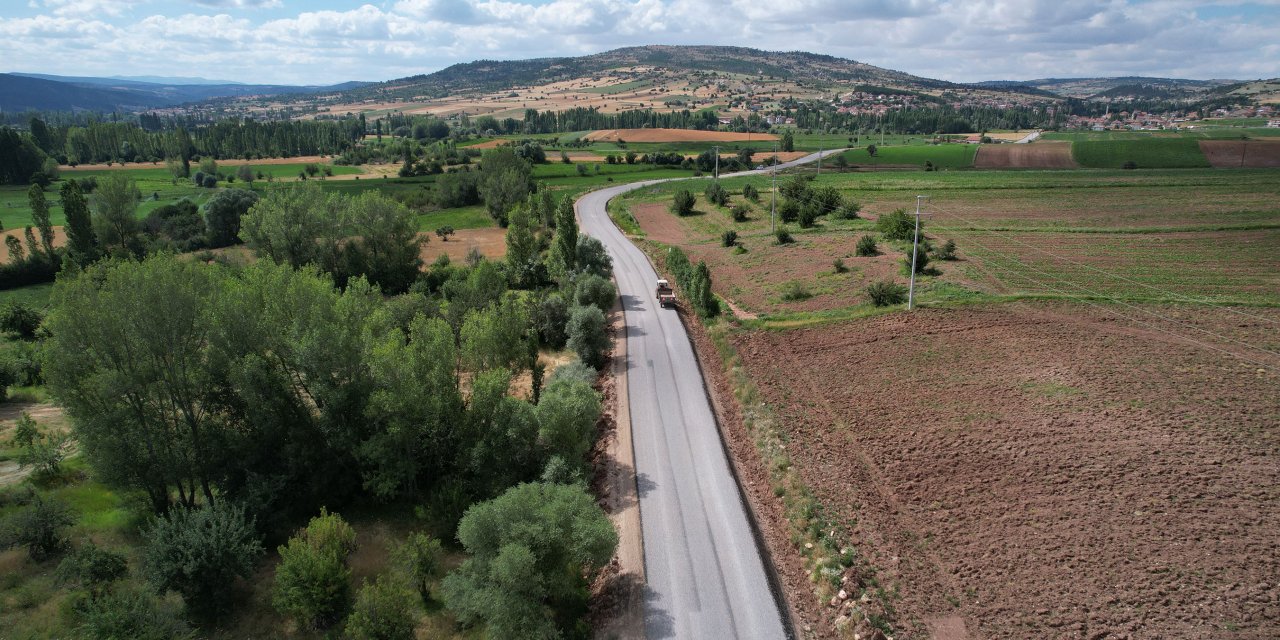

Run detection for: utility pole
[[770, 142, 778, 233], [817, 146, 823, 176], [712, 145, 720, 180], [907, 195, 928, 310]]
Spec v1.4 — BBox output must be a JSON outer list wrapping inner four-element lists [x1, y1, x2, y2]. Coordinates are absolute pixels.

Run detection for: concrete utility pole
[[907, 195, 928, 310], [770, 142, 778, 233], [712, 145, 720, 180]]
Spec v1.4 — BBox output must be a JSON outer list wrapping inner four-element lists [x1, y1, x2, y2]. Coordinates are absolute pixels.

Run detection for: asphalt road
[[576, 151, 840, 639]]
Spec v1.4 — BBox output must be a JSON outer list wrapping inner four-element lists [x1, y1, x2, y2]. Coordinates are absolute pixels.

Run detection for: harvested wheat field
[[583, 128, 778, 143], [1199, 140, 1280, 168], [0, 226, 65, 262], [974, 142, 1077, 168], [730, 302, 1280, 639], [420, 228, 506, 264]]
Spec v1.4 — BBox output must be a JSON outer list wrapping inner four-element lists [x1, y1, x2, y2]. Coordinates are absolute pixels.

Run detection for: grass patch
[[1072, 138, 1210, 169], [837, 144, 977, 169]]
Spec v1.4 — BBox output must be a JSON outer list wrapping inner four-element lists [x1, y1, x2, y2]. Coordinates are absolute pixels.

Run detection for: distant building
[[1268, 119, 1280, 128]]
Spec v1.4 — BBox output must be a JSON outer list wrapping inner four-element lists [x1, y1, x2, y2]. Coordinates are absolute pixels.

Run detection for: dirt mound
[[1200, 140, 1280, 168], [584, 128, 778, 143], [731, 303, 1280, 638], [974, 142, 1076, 168]]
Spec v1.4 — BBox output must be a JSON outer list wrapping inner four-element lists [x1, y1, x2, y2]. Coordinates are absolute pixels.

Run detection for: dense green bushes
[[664, 246, 718, 318]]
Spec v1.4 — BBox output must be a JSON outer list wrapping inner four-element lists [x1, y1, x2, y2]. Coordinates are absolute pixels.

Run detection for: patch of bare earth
[[1199, 140, 1280, 168], [420, 228, 506, 264], [729, 303, 1280, 639], [0, 226, 66, 263], [974, 142, 1077, 169]]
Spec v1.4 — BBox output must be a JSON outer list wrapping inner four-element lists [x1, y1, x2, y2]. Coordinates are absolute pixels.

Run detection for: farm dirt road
[[575, 151, 840, 639]]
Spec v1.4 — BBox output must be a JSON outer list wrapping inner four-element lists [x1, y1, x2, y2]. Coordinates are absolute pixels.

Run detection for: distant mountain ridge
[[972, 76, 1239, 100], [0, 72, 369, 113]]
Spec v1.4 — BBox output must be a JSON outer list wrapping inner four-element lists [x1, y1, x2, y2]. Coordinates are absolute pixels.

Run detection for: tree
[[855, 234, 879, 257], [345, 574, 420, 640], [91, 172, 142, 256], [435, 226, 455, 242], [203, 188, 259, 248], [15, 412, 69, 477], [781, 128, 795, 152], [478, 148, 533, 226], [903, 244, 930, 274], [876, 208, 915, 241], [141, 501, 263, 620], [742, 183, 759, 202], [6, 235, 25, 264], [389, 532, 444, 602], [866, 280, 907, 306], [27, 184, 55, 259], [235, 164, 255, 184], [340, 191, 424, 294], [704, 181, 729, 206], [867, 144, 878, 157], [535, 376, 602, 476], [0, 302, 42, 340], [73, 586, 194, 640], [505, 204, 539, 289], [548, 195, 577, 280], [460, 300, 531, 374], [573, 273, 616, 312], [57, 543, 129, 599], [60, 180, 99, 267], [566, 304, 609, 369], [441, 483, 616, 640], [533, 292, 570, 348], [670, 189, 696, 216], [166, 157, 188, 182], [574, 236, 612, 279], [273, 509, 358, 629], [240, 182, 343, 272]]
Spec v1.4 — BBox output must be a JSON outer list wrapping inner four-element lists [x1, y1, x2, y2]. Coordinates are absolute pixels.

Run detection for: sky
[[2, 0, 1278, 86]]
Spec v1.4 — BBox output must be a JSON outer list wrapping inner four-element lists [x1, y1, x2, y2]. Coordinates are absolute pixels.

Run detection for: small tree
[[855, 234, 879, 257], [903, 246, 930, 274], [867, 144, 878, 157], [704, 181, 729, 207], [721, 229, 738, 247], [235, 164, 255, 184], [4, 495, 74, 561], [15, 413, 69, 477], [203, 188, 259, 248], [566, 304, 609, 370], [57, 543, 129, 599], [435, 226, 455, 242], [142, 502, 263, 620], [273, 509, 358, 629], [344, 574, 420, 640], [730, 202, 749, 222], [774, 228, 794, 245], [833, 258, 847, 273], [0, 302, 42, 340], [935, 239, 958, 260], [573, 273, 617, 312], [742, 183, 760, 202], [875, 209, 915, 241], [389, 532, 444, 602], [670, 189, 696, 216]]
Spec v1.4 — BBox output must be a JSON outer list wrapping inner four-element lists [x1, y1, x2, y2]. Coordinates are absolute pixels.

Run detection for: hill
[[0, 72, 370, 113], [974, 76, 1237, 99]]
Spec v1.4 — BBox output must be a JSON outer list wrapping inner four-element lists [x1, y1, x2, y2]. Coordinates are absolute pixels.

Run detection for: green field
[[836, 144, 977, 169], [1071, 138, 1209, 168]]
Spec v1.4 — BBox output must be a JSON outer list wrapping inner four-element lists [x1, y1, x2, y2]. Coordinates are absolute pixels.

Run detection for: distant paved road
[[576, 151, 839, 639], [1016, 130, 1043, 143]]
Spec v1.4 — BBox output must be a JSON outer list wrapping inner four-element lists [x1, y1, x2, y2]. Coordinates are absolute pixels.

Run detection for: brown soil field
[[730, 302, 1280, 639], [1200, 140, 1280, 168], [420, 228, 506, 264], [974, 142, 1076, 168], [584, 128, 779, 143], [0, 226, 66, 263]]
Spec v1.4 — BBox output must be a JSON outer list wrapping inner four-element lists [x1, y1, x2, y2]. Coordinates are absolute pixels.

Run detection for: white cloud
[[1, 0, 1277, 84]]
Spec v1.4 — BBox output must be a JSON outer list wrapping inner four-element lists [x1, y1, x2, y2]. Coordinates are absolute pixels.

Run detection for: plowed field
[[731, 303, 1280, 639], [1200, 140, 1280, 168], [974, 142, 1076, 168]]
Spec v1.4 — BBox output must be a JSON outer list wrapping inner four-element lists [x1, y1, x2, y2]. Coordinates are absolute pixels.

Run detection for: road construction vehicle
[[655, 279, 676, 308]]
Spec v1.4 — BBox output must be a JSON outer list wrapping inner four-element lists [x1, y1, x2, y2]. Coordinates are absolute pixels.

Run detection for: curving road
[[576, 151, 841, 639]]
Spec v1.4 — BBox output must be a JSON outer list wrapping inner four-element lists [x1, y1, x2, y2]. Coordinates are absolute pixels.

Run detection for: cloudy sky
[[3, 0, 1278, 86]]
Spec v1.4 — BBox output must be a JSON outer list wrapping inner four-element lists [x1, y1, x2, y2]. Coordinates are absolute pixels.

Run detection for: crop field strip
[[926, 200, 1280, 373]]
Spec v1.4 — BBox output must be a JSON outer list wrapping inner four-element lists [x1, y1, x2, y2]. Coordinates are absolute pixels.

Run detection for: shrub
[[876, 209, 915, 241], [797, 202, 820, 228], [779, 281, 812, 302], [730, 203, 749, 222], [142, 501, 263, 620], [866, 281, 907, 307], [935, 239, 958, 261], [566, 305, 609, 370], [273, 509, 357, 629], [344, 574, 420, 640], [670, 189, 696, 216], [3, 495, 75, 561], [778, 199, 799, 223], [721, 230, 738, 247], [832, 200, 861, 220], [0, 302, 42, 340], [57, 542, 129, 597], [774, 228, 794, 245], [833, 258, 847, 273], [15, 413, 69, 478], [855, 234, 879, 257], [903, 246, 930, 274], [533, 292, 570, 348], [704, 181, 729, 207], [74, 586, 195, 640], [575, 236, 613, 279], [434, 226, 455, 242], [742, 183, 759, 202], [201, 175, 217, 188]]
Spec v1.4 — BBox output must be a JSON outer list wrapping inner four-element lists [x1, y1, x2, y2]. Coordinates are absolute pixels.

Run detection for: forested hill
[[0, 73, 369, 113], [333, 44, 957, 102]]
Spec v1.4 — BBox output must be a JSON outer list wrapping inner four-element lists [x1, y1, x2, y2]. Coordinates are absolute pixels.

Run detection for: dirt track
[[730, 302, 1280, 638], [974, 142, 1077, 168]]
